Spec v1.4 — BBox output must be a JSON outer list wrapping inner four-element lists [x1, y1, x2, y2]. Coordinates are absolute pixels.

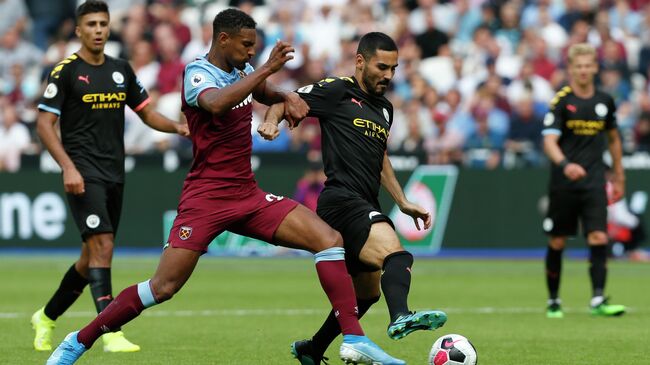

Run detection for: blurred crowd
[[3, 0, 650, 172]]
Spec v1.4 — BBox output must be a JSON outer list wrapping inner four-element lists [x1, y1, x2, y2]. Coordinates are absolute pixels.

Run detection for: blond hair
[[568, 43, 597, 64]]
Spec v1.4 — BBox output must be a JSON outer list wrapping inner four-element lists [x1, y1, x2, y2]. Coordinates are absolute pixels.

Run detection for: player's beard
[[362, 71, 388, 97]]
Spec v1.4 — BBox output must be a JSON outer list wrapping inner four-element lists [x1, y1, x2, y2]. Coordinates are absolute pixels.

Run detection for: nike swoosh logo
[[441, 339, 462, 349]]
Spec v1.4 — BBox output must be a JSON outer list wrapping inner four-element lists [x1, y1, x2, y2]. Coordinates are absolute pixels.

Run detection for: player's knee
[[331, 229, 344, 247], [76, 253, 89, 268], [588, 231, 608, 245], [549, 237, 566, 250], [88, 236, 114, 254], [74, 260, 89, 278], [315, 228, 343, 251], [150, 280, 181, 303]]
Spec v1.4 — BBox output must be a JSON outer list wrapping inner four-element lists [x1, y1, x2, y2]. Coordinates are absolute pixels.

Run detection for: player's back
[[181, 57, 255, 187]]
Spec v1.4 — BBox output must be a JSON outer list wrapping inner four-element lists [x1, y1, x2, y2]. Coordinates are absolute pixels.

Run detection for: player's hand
[[175, 122, 190, 137], [263, 40, 294, 74], [399, 201, 432, 230], [563, 163, 586, 181], [63, 167, 85, 195], [258, 121, 281, 140], [284, 92, 309, 129], [611, 173, 625, 201]]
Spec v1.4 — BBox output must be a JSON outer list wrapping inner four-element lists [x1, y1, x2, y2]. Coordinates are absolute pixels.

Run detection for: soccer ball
[[428, 334, 477, 365]]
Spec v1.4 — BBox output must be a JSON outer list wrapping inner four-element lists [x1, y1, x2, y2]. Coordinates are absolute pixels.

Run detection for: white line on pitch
[[0, 306, 641, 319]]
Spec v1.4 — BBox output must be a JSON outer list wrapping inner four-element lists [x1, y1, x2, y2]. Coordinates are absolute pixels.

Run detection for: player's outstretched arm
[[607, 128, 625, 200], [380, 150, 431, 230], [136, 104, 190, 137], [199, 41, 294, 115], [36, 111, 85, 194]]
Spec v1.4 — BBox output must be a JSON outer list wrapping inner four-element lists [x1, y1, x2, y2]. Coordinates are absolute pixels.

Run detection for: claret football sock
[[311, 296, 380, 357], [77, 280, 157, 348], [314, 247, 364, 336]]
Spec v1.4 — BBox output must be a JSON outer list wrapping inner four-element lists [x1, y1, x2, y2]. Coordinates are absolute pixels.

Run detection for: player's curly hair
[[357, 32, 398, 60], [213, 8, 257, 37], [76, 0, 109, 22]]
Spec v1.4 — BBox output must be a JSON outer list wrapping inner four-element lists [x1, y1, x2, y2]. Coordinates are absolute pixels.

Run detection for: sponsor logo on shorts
[[368, 211, 381, 220], [543, 218, 554, 232], [265, 193, 284, 202], [86, 214, 100, 229], [179, 226, 192, 240]]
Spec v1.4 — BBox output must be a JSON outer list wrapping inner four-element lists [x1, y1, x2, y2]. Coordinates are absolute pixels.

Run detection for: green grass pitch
[[0, 256, 648, 364]]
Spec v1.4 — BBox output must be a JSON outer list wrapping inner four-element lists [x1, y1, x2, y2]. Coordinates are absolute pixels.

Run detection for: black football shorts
[[66, 180, 124, 241], [317, 187, 394, 276], [544, 187, 607, 237]]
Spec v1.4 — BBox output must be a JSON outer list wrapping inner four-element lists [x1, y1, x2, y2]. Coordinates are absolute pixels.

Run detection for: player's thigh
[[352, 270, 381, 299], [544, 189, 581, 237], [167, 193, 240, 253], [580, 188, 608, 238], [317, 198, 393, 274], [150, 246, 202, 301], [359, 222, 403, 269], [272, 204, 342, 252], [66, 181, 115, 240], [106, 182, 124, 234]]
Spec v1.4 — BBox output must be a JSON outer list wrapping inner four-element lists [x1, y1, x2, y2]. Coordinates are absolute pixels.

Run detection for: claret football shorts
[[167, 182, 298, 252]]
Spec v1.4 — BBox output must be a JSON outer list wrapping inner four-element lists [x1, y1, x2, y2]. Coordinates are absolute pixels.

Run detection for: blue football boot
[[339, 335, 405, 365], [46, 331, 87, 365]]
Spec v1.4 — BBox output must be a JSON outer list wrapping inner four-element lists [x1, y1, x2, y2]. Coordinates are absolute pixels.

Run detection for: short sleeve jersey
[[37, 54, 150, 183], [181, 56, 256, 185], [296, 77, 393, 208], [542, 86, 618, 190]]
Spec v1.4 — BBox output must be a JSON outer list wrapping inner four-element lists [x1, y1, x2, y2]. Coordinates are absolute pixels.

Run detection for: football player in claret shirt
[[260, 32, 447, 364], [46, 9, 405, 365], [33, 0, 188, 354], [541, 43, 626, 318]]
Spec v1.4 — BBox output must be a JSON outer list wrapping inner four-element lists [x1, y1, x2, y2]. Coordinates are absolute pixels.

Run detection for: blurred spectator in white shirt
[[182, 21, 212, 64], [0, 102, 31, 172], [0, 0, 28, 37], [0, 27, 43, 82], [131, 39, 160, 91]]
